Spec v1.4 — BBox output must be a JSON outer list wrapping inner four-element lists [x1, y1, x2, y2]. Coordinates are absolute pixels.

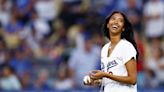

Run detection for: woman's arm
[[91, 59, 137, 85], [105, 59, 137, 85]]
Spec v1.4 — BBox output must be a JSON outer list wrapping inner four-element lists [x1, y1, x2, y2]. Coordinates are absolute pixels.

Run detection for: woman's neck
[[110, 35, 121, 46]]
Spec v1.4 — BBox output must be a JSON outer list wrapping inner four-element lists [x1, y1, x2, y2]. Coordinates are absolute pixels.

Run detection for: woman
[[86, 11, 139, 92]]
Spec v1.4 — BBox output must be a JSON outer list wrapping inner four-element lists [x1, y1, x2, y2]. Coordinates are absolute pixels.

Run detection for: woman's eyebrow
[[116, 17, 124, 21]]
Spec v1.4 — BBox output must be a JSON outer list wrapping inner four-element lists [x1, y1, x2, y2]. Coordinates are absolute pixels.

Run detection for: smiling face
[[107, 13, 125, 36]]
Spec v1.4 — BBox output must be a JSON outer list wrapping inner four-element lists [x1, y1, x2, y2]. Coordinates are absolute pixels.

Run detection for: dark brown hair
[[102, 11, 139, 59]]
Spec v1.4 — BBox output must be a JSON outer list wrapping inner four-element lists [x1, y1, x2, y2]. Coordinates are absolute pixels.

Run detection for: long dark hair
[[102, 11, 139, 59]]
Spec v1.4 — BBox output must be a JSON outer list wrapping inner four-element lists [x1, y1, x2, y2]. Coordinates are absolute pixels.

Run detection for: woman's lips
[[112, 24, 119, 30]]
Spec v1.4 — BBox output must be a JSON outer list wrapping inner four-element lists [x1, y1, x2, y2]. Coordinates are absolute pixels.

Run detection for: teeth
[[112, 25, 118, 28], [112, 25, 118, 29]]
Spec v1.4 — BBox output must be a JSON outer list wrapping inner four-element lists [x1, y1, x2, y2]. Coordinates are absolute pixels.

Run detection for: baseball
[[83, 75, 92, 84]]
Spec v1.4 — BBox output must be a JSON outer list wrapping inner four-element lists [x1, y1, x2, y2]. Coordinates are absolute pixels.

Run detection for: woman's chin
[[110, 31, 120, 35]]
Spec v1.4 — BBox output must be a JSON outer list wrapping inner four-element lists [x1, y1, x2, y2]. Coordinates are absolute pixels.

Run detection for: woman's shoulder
[[121, 39, 134, 47], [121, 39, 136, 53]]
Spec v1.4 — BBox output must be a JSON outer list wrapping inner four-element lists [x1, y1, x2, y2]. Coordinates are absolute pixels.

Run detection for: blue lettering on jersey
[[107, 60, 118, 71]]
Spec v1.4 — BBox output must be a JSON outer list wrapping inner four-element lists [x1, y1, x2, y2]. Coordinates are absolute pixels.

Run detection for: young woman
[[86, 11, 139, 92]]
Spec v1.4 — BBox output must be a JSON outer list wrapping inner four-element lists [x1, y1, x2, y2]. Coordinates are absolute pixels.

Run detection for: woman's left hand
[[90, 70, 106, 80]]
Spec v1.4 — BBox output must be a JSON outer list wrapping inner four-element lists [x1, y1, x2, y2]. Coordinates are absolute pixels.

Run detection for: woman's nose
[[113, 19, 119, 24]]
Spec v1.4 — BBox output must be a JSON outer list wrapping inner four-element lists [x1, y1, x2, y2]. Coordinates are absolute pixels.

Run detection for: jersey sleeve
[[122, 43, 137, 64]]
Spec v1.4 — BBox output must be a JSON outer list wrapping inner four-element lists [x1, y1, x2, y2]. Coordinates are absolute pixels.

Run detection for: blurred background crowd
[[0, 0, 164, 91]]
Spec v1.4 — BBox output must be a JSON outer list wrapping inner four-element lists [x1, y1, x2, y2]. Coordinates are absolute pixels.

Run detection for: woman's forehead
[[111, 13, 124, 19]]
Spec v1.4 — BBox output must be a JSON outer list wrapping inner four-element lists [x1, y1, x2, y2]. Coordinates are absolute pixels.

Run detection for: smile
[[112, 25, 119, 30]]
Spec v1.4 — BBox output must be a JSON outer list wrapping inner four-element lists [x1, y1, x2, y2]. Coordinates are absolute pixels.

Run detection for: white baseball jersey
[[100, 39, 137, 92]]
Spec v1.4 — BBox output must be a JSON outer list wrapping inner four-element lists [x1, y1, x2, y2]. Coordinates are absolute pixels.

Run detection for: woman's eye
[[117, 19, 124, 23], [120, 19, 124, 23], [119, 20, 123, 23], [111, 17, 115, 20]]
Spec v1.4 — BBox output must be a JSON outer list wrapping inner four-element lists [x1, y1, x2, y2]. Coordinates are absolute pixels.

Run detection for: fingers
[[93, 79, 102, 85], [88, 70, 100, 76], [90, 71, 99, 80], [90, 74, 98, 80], [88, 71, 97, 79], [91, 70, 100, 74], [88, 72, 92, 76], [89, 70, 102, 80]]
